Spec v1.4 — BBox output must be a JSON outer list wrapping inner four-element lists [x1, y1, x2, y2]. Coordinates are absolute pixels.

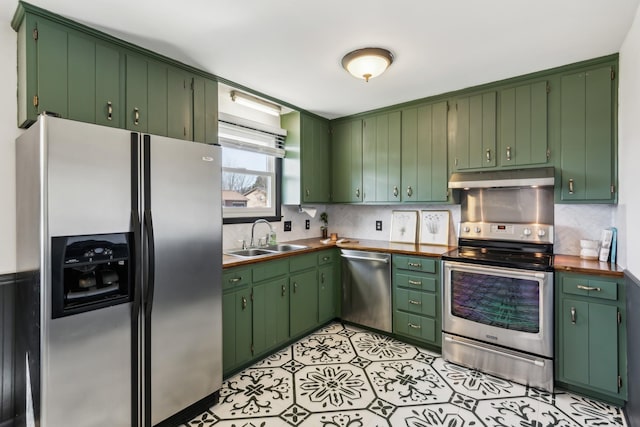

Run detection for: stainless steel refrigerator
[[15, 114, 223, 427]]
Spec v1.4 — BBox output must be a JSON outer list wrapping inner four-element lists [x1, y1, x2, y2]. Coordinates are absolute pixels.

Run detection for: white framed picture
[[390, 210, 418, 243], [419, 210, 450, 246]]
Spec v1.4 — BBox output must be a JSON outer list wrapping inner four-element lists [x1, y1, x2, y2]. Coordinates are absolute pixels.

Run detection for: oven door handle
[[444, 261, 548, 280], [444, 336, 546, 367], [341, 254, 390, 263]]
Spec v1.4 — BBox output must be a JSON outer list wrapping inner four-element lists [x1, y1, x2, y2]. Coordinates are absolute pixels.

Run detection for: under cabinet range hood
[[448, 167, 555, 189]]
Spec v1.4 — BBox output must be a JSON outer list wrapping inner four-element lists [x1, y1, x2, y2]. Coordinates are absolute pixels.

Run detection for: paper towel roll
[[299, 207, 317, 218]]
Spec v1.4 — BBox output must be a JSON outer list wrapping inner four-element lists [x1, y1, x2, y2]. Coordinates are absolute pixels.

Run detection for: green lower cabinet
[[253, 277, 289, 355], [222, 288, 252, 375], [556, 272, 626, 402], [392, 254, 441, 348], [290, 269, 319, 337], [318, 264, 337, 323]]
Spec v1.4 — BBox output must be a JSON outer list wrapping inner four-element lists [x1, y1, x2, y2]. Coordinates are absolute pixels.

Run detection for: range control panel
[[459, 222, 554, 244]]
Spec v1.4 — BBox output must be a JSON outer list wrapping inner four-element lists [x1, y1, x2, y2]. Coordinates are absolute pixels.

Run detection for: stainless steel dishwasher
[[341, 249, 392, 332]]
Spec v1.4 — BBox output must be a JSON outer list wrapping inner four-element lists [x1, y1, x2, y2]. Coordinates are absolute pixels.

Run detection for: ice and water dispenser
[[51, 233, 133, 318]]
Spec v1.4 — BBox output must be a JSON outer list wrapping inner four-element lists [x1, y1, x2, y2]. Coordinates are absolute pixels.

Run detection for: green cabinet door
[[290, 269, 318, 337], [36, 19, 68, 119], [95, 43, 121, 127], [67, 33, 95, 123], [223, 289, 253, 374], [311, 117, 331, 203], [192, 77, 218, 144], [253, 278, 289, 355], [560, 66, 615, 202], [125, 55, 148, 132], [454, 92, 496, 170], [167, 67, 192, 140], [561, 298, 619, 394], [318, 264, 336, 323], [362, 112, 401, 203], [500, 81, 548, 166], [401, 101, 448, 202], [331, 119, 363, 202]]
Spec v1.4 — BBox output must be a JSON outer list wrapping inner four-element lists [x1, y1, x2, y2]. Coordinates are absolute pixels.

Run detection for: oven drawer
[[394, 311, 437, 342], [395, 288, 437, 317], [394, 272, 437, 292], [393, 255, 436, 273], [562, 276, 617, 301]]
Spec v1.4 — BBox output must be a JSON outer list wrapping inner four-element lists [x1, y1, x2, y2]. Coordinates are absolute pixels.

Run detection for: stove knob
[[463, 226, 470, 233], [537, 229, 546, 237], [474, 227, 481, 234], [523, 228, 532, 236]]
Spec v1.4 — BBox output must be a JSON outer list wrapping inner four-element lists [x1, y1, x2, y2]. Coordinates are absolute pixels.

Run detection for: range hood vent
[[448, 167, 555, 189]]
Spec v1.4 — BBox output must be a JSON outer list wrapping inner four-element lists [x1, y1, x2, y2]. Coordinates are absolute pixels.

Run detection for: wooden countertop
[[223, 237, 455, 269], [553, 254, 624, 278]]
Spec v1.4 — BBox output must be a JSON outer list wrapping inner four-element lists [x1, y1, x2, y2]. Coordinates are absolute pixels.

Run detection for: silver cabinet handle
[[393, 186, 399, 197], [570, 306, 576, 324], [107, 101, 113, 121], [293, 282, 298, 293], [355, 188, 360, 199], [241, 296, 247, 310], [408, 262, 422, 268], [577, 284, 601, 292], [506, 146, 511, 161], [408, 279, 422, 286], [568, 179, 574, 194], [321, 273, 325, 283], [408, 323, 421, 330], [486, 149, 491, 162], [409, 299, 422, 306], [229, 277, 242, 283], [134, 107, 140, 125], [305, 188, 310, 197], [407, 186, 413, 197], [322, 256, 330, 261], [281, 285, 286, 297]]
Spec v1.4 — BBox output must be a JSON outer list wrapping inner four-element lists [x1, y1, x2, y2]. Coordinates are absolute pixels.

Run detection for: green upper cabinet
[[193, 77, 218, 144], [13, 12, 123, 128], [331, 119, 363, 203], [453, 91, 497, 170], [559, 66, 616, 202], [401, 101, 448, 202], [362, 112, 401, 203], [167, 67, 193, 140], [499, 81, 549, 167], [125, 54, 151, 133], [282, 112, 331, 204]]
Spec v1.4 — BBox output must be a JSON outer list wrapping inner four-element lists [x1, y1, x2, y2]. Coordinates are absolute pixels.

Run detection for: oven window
[[451, 270, 540, 333]]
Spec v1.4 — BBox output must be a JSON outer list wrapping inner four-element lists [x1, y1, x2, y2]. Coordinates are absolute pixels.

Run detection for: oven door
[[442, 260, 553, 357]]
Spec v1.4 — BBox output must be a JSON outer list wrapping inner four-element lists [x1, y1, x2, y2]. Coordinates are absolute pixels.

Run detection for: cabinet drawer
[[395, 288, 437, 317], [222, 267, 251, 291], [317, 250, 335, 265], [393, 255, 436, 273], [394, 272, 437, 292], [394, 311, 437, 343], [290, 252, 317, 272], [562, 276, 617, 301], [252, 258, 289, 283]]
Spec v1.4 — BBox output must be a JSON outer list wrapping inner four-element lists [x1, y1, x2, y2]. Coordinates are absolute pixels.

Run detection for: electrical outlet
[[376, 220, 382, 231], [305, 219, 310, 230], [284, 221, 292, 231]]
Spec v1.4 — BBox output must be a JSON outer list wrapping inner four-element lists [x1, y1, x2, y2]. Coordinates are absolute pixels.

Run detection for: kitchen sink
[[225, 244, 309, 258], [225, 248, 275, 258], [262, 244, 308, 252]]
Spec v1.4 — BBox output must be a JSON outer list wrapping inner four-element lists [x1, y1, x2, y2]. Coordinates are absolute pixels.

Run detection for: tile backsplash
[[223, 203, 616, 257]]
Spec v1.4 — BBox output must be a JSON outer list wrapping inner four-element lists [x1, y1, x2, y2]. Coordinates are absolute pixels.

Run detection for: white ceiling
[[28, 0, 640, 119]]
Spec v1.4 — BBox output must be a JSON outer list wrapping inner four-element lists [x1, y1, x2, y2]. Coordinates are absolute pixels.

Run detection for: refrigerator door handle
[[143, 209, 155, 317]]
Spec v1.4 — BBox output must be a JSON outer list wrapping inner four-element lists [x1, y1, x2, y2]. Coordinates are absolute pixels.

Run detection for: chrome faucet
[[250, 219, 274, 248]]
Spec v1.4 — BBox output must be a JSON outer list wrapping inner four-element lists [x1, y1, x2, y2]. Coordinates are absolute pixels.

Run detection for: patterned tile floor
[[183, 322, 627, 427]]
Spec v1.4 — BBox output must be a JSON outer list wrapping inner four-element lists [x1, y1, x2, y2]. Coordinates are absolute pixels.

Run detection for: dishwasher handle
[[340, 254, 389, 263]]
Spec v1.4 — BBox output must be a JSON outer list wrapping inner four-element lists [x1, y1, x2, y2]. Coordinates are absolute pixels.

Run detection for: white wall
[[617, 3, 640, 274], [0, 3, 20, 275]]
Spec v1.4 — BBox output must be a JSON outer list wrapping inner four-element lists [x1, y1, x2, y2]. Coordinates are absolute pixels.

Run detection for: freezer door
[[42, 117, 133, 427], [144, 137, 222, 425]]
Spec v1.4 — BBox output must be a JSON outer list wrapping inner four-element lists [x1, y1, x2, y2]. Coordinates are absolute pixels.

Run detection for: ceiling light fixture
[[341, 47, 394, 82], [230, 90, 282, 116]]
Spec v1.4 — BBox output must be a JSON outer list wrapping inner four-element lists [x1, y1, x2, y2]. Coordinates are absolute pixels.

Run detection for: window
[[219, 114, 286, 223]]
